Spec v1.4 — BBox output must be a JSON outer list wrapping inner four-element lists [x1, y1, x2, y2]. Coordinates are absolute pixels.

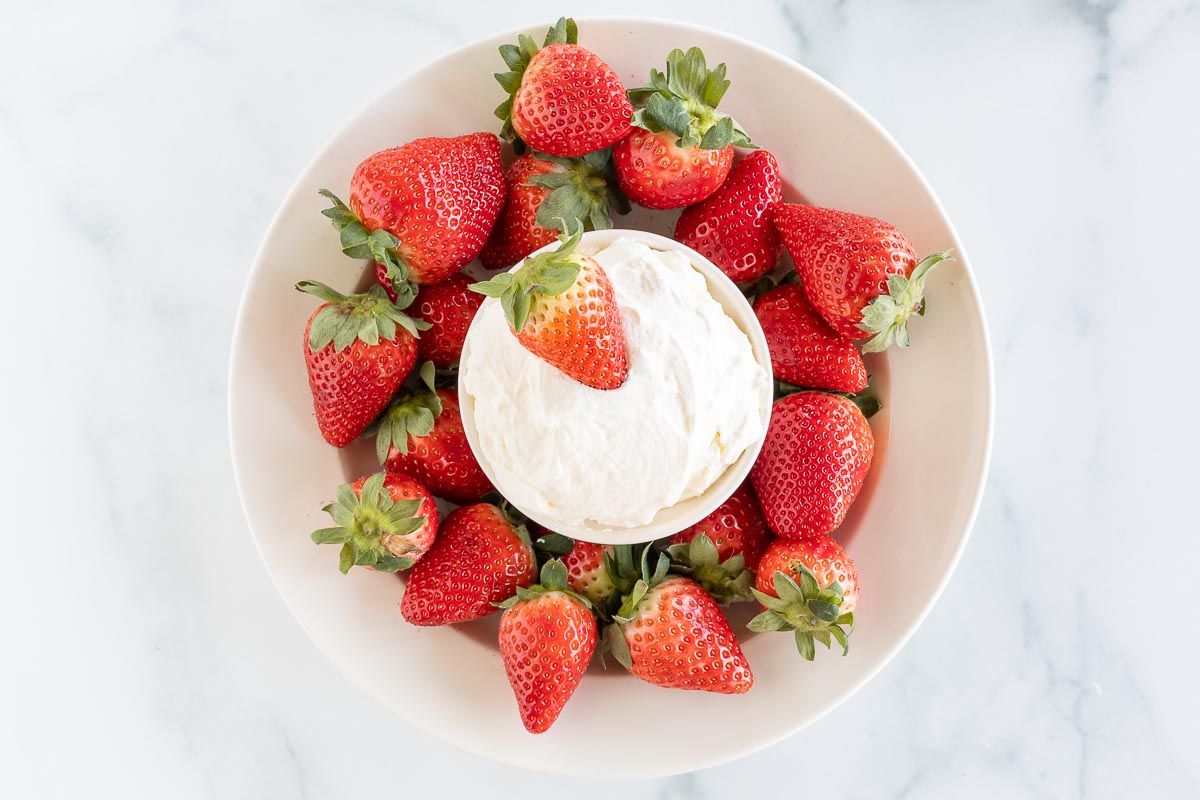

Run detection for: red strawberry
[[754, 282, 868, 393], [480, 150, 627, 270], [562, 540, 616, 606], [669, 483, 771, 571], [470, 227, 628, 390], [401, 503, 537, 626], [614, 47, 752, 209], [497, 559, 597, 733], [373, 363, 493, 504], [750, 536, 858, 660], [311, 471, 439, 574], [298, 280, 426, 447], [318, 133, 505, 300], [605, 552, 753, 694], [751, 392, 875, 538], [411, 275, 483, 369], [494, 18, 633, 157], [674, 150, 782, 282], [772, 203, 952, 352]]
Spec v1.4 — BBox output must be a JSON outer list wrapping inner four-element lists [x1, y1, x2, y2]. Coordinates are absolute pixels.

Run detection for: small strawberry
[[604, 551, 753, 694], [311, 471, 439, 574], [297, 280, 427, 448], [614, 47, 753, 209], [561, 540, 616, 606], [401, 503, 537, 626], [665, 484, 772, 602], [480, 150, 627, 270], [749, 536, 858, 660], [754, 282, 868, 393], [494, 17, 633, 157], [772, 203, 952, 352], [318, 133, 505, 301], [411, 275, 483, 369], [373, 363, 493, 504], [470, 226, 628, 390], [751, 391, 875, 539], [674, 149, 782, 282], [497, 559, 597, 733]]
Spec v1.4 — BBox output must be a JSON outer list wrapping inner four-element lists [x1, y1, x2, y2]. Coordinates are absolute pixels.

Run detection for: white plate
[[229, 17, 993, 778]]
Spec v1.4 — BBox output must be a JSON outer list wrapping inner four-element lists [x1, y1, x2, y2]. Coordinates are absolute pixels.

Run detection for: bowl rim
[[457, 228, 774, 544], [228, 15, 995, 778]]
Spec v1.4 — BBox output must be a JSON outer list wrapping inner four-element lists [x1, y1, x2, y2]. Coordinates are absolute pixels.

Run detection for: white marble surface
[[3, 0, 1198, 796]]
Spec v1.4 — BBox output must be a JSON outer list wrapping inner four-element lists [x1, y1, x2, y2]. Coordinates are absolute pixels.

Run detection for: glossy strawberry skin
[[385, 389, 493, 504], [674, 150, 782, 282], [517, 256, 627, 390], [350, 472, 439, 563], [754, 283, 869, 393], [350, 134, 505, 286], [668, 483, 772, 571], [756, 536, 859, 614], [499, 591, 597, 733], [751, 392, 875, 538], [480, 154, 561, 269], [411, 275, 483, 369], [563, 540, 615, 605], [303, 308, 417, 447], [772, 203, 918, 339], [401, 504, 536, 626], [618, 576, 753, 693], [614, 128, 733, 210], [512, 44, 633, 157]]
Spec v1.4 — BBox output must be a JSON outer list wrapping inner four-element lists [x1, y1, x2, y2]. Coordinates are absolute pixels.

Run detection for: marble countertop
[[3, 0, 1197, 796]]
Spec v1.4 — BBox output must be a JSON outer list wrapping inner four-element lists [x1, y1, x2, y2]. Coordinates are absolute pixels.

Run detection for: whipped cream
[[460, 236, 769, 531]]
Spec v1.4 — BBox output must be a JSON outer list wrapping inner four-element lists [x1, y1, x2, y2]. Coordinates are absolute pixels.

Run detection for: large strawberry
[[749, 536, 858, 660], [751, 391, 875, 539], [298, 280, 426, 447], [497, 559, 597, 733], [480, 150, 627, 270], [604, 552, 753, 694], [614, 47, 753, 209], [754, 282, 869, 393], [772, 203, 952, 352], [666, 484, 772, 602], [372, 363, 493, 504], [674, 149, 782, 282], [411, 275, 483, 369], [318, 133, 505, 302], [311, 471, 439, 574], [494, 17, 632, 157], [470, 227, 628, 390], [401, 503, 537, 626]]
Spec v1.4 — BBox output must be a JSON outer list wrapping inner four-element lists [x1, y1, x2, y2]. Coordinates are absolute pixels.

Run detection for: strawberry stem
[[859, 250, 953, 353]]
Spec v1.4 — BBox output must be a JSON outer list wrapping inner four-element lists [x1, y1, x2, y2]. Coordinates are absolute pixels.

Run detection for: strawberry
[[669, 483, 771, 570], [373, 363, 493, 504], [411, 275, 483, 369], [497, 559, 597, 733], [604, 551, 753, 694], [480, 150, 627, 270], [674, 149, 782, 282], [561, 540, 616, 606], [311, 471, 439, 574], [297, 280, 426, 448], [772, 203, 952, 352], [614, 47, 752, 209], [401, 503, 537, 626], [754, 282, 868, 393], [751, 391, 875, 538], [494, 18, 633, 157], [470, 227, 628, 390], [749, 536, 858, 660], [318, 133, 505, 301]]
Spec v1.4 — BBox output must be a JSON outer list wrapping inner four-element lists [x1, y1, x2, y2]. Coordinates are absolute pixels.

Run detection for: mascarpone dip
[[460, 236, 769, 531]]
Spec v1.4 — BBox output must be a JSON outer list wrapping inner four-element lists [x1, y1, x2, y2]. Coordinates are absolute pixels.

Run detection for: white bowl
[[457, 228, 773, 544], [229, 17, 992, 778]]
